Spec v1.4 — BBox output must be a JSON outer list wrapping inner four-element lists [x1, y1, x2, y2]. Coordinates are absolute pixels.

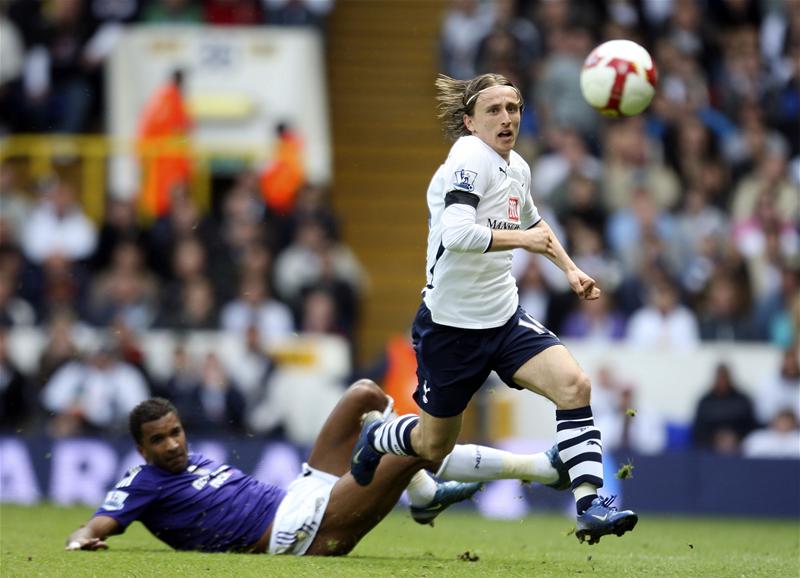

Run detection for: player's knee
[[347, 379, 387, 413], [559, 371, 591, 407]]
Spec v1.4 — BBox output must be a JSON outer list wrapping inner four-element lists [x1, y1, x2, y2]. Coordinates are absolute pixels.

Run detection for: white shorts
[[268, 463, 339, 556]]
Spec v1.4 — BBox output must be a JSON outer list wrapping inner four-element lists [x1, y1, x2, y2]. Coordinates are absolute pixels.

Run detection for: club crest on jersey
[[453, 169, 477, 192], [508, 197, 520, 221], [101, 490, 129, 511]]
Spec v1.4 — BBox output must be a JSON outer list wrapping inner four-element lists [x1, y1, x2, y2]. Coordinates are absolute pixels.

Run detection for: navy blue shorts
[[410, 302, 561, 418]]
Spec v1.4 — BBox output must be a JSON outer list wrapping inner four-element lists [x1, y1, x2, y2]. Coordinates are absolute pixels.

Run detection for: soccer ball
[[579, 39, 657, 117]]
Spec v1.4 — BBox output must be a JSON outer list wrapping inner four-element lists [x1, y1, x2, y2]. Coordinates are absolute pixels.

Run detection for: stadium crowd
[[0, 0, 797, 458]]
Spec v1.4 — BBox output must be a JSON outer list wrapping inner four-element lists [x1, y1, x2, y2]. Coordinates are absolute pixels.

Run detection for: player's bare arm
[[65, 515, 119, 551], [534, 220, 601, 300], [490, 219, 599, 300], [487, 226, 555, 257]]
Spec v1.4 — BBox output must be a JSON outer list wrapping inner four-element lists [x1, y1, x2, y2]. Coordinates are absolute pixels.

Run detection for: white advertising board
[[107, 25, 330, 194]]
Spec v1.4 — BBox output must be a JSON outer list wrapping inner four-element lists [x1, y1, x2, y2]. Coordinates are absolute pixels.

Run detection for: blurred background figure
[[40, 341, 150, 437], [691, 363, 757, 454], [626, 278, 700, 350], [0, 326, 34, 432], [220, 274, 294, 346], [755, 345, 800, 426], [168, 350, 246, 436], [742, 409, 800, 459], [591, 366, 666, 456], [137, 69, 192, 219]]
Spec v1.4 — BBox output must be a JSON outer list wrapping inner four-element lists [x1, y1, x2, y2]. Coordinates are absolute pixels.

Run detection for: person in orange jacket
[[138, 69, 192, 219]]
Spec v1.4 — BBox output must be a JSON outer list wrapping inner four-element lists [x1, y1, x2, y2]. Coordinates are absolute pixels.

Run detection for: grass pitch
[[1, 504, 798, 577]]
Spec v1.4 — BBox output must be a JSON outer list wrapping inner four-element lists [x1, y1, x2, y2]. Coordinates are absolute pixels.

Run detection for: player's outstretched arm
[[532, 219, 601, 300], [65, 516, 120, 551]]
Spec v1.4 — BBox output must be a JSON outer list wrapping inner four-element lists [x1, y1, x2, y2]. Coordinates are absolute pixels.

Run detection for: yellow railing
[[0, 135, 263, 223]]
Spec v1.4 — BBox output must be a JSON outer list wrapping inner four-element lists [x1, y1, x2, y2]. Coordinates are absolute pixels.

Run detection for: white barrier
[[494, 341, 783, 438], [6, 328, 783, 439]]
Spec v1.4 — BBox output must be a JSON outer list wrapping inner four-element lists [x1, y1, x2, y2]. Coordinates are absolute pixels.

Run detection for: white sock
[[405, 470, 438, 506], [573, 483, 598, 501], [435, 444, 559, 484]]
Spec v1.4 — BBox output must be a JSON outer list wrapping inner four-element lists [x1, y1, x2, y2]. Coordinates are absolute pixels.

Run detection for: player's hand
[[65, 538, 108, 551], [522, 227, 556, 258], [567, 269, 601, 300]]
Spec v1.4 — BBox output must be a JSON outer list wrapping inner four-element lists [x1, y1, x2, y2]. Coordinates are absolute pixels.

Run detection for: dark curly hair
[[129, 398, 179, 444]]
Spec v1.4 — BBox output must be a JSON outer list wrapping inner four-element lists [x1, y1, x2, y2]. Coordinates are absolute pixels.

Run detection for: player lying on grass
[[65, 379, 588, 555]]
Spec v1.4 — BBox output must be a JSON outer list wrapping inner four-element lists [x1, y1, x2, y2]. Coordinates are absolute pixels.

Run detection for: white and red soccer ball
[[580, 39, 658, 117]]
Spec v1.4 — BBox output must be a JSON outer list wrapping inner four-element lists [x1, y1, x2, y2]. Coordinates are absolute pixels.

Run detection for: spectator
[[228, 325, 275, 405], [86, 241, 158, 330], [601, 118, 682, 213], [273, 218, 367, 305], [40, 341, 150, 437], [0, 161, 31, 236], [155, 275, 218, 331], [742, 409, 800, 459], [531, 128, 602, 207], [147, 192, 219, 280], [157, 343, 201, 402], [691, 362, 758, 453], [137, 69, 193, 219], [298, 246, 360, 341], [754, 264, 799, 347], [534, 25, 598, 139], [284, 183, 340, 251], [0, 4, 24, 134], [0, 272, 36, 327], [698, 273, 758, 341], [298, 286, 340, 336], [562, 294, 626, 342], [10, 0, 98, 132], [439, 0, 494, 80], [259, 123, 305, 217], [220, 274, 294, 345], [0, 327, 34, 432], [674, 188, 728, 295], [34, 308, 85, 388], [174, 352, 246, 435], [755, 345, 800, 425], [515, 256, 551, 326], [21, 178, 97, 265], [90, 197, 147, 273], [626, 278, 700, 350], [158, 236, 210, 314]]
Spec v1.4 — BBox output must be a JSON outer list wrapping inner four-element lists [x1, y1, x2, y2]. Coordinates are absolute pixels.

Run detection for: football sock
[[575, 487, 598, 515], [405, 470, 438, 506], [555, 405, 603, 513], [435, 444, 559, 484], [370, 415, 419, 456]]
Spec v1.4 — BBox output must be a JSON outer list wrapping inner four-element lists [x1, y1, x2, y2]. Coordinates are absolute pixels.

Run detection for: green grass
[[1, 505, 798, 577]]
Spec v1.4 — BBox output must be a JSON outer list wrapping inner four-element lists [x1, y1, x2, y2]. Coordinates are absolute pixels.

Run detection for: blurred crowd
[[0, 0, 333, 134], [439, 0, 799, 457], [0, 0, 798, 458]]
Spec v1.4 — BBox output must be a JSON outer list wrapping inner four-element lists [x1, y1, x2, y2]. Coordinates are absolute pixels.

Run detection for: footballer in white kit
[[413, 133, 560, 419], [351, 74, 637, 546], [423, 134, 541, 329]]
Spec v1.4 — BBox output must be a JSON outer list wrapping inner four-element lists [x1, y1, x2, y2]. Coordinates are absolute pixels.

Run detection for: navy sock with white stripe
[[370, 415, 419, 456], [555, 406, 603, 514]]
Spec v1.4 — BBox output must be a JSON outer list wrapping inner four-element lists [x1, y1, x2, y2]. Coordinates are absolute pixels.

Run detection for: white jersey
[[422, 135, 540, 329]]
